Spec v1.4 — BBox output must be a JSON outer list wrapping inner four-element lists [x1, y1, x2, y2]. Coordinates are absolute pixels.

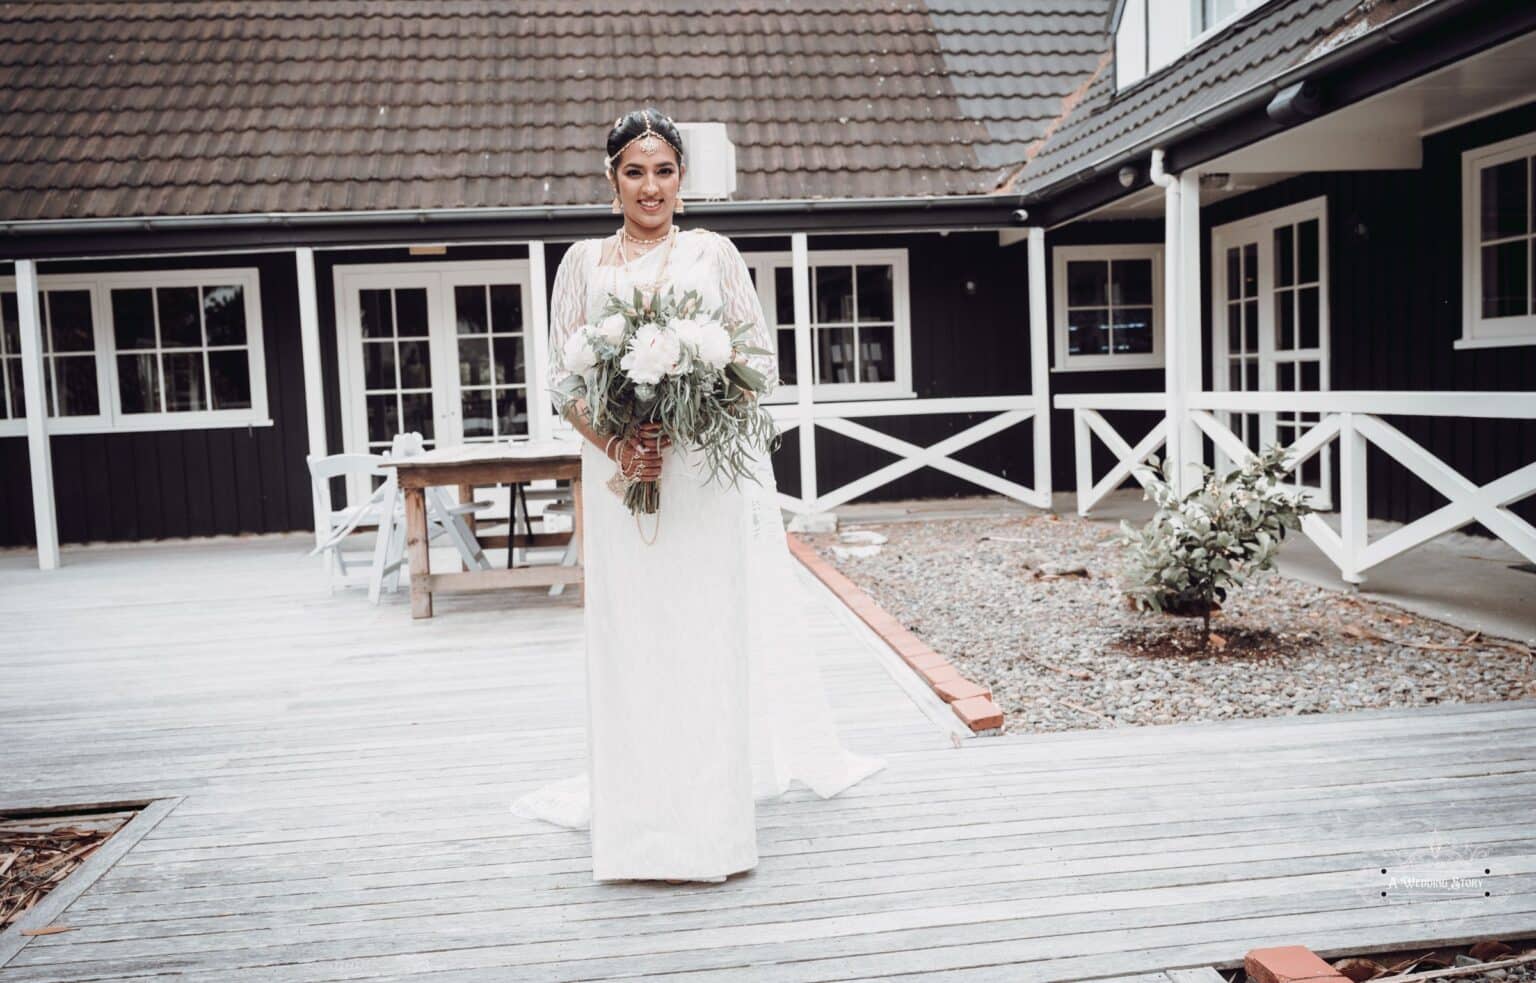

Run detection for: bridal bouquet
[[554, 285, 780, 516]]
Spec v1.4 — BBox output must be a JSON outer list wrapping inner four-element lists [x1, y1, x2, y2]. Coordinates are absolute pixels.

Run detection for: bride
[[509, 107, 888, 884]]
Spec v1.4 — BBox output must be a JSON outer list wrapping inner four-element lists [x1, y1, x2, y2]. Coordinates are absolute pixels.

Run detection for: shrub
[[1118, 446, 1314, 649]]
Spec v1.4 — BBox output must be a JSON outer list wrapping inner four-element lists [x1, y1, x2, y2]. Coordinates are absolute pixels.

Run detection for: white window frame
[[1114, 0, 1280, 91], [331, 259, 536, 459], [738, 247, 914, 404], [0, 267, 271, 437], [1050, 243, 1165, 372], [1186, 0, 1272, 50], [1210, 195, 1333, 508], [1459, 130, 1536, 349]]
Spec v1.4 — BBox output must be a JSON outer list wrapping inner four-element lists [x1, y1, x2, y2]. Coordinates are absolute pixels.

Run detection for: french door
[[1211, 197, 1332, 507], [335, 261, 535, 501]]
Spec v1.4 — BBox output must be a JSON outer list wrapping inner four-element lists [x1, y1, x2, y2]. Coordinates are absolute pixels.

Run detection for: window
[[1189, 0, 1267, 38], [1461, 131, 1536, 348], [0, 293, 22, 421], [738, 248, 913, 402], [1, 285, 107, 426], [1051, 244, 1164, 371], [0, 268, 269, 436], [1114, 0, 1276, 90]]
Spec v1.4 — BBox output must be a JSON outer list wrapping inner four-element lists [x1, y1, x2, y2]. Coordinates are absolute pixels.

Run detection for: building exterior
[[2, 0, 1533, 587]]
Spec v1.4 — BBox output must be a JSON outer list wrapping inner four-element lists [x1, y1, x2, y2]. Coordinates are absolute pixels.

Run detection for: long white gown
[[510, 226, 888, 883]]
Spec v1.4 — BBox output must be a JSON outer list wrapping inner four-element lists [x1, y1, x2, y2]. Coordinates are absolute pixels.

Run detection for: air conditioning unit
[[675, 122, 737, 200]]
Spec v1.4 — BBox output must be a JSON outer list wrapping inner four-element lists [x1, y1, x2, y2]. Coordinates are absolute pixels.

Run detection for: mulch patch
[[1, 810, 134, 934]]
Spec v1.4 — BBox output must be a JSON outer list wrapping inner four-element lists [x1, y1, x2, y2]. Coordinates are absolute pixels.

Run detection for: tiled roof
[[0, 0, 1110, 222], [1005, 0, 1440, 194]]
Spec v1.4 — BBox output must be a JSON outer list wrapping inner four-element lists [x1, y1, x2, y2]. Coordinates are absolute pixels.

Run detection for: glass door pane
[[1220, 241, 1262, 455], [454, 282, 528, 443], [359, 286, 435, 453], [1270, 217, 1329, 501]]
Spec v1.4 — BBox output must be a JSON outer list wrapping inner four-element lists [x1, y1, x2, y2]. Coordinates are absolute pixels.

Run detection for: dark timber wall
[[5, 100, 1533, 547], [0, 251, 311, 546], [1052, 98, 1536, 529]]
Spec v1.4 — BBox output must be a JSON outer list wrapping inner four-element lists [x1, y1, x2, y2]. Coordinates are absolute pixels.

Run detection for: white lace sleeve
[[713, 231, 779, 397], [546, 239, 591, 419]]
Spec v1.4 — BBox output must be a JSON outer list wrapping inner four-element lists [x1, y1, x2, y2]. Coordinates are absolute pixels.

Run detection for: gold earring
[[611, 196, 622, 214], [675, 196, 685, 214]]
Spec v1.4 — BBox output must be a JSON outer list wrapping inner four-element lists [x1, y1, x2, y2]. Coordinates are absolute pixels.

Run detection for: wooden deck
[[1, 534, 1533, 981]]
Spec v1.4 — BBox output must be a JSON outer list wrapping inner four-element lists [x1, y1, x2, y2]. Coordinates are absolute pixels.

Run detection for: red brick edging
[[785, 533, 1005, 734]]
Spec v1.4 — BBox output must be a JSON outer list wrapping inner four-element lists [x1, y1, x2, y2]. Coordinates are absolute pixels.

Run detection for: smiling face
[[611, 141, 684, 236]]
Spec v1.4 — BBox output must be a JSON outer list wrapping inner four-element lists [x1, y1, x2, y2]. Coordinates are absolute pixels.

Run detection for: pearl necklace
[[620, 225, 670, 244], [618, 225, 678, 291]]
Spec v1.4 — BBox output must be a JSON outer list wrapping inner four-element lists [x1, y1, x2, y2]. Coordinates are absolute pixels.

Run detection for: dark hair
[[604, 107, 685, 175]]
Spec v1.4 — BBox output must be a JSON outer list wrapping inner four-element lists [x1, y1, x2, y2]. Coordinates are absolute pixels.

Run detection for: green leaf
[[726, 361, 767, 392]]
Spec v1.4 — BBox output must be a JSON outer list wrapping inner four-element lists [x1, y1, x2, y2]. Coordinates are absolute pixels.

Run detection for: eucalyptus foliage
[[554, 284, 781, 515], [1117, 446, 1313, 648]]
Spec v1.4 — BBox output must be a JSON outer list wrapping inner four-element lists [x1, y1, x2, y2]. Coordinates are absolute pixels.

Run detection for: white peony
[[596, 312, 627, 346], [670, 317, 731, 371], [620, 322, 681, 384], [694, 319, 733, 370], [562, 328, 598, 374]]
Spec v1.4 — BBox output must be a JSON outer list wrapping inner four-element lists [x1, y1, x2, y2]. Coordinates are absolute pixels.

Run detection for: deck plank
[[2, 535, 1533, 981]]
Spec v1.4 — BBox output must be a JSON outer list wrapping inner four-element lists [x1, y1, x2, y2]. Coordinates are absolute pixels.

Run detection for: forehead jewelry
[[606, 110, 683, 171]]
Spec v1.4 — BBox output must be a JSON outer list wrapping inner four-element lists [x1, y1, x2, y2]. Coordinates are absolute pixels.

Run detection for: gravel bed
[[801, 512, 1536, 736]]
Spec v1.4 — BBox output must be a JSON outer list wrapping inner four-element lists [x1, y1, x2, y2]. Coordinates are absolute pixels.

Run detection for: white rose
[[694, 319, 733, 370], [596, 312, 627, 346]]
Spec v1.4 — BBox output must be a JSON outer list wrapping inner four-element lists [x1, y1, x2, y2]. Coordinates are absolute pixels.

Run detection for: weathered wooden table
[[380, 440, 584, 619]]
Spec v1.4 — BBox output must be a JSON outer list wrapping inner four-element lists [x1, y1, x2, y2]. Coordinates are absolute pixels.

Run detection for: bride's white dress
[[509, 226, 888, 883]]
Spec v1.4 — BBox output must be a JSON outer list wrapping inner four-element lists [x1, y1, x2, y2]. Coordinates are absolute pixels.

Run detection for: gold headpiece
[[604, 110, 683, 175]]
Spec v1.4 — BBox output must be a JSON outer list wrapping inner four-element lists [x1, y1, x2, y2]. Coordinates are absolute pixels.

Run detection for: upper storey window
[[1114, 0, 1274, 90]]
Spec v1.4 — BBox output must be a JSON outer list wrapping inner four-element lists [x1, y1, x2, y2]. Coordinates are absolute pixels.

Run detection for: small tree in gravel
[[1118, 446, 1313, 649]]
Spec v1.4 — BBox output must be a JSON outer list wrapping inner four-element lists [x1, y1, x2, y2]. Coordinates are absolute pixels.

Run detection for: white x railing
[[1057, 391, 1536, 584], [766, 395, 1049, 514]]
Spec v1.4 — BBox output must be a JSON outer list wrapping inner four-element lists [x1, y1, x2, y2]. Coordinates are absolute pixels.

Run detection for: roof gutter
[[0, 190, 1032, 260], [1022, 0, 1533, 220], [3, 191, 1032, 239]]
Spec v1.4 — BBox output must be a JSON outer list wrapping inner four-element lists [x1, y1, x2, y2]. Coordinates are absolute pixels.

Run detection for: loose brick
[[1245, 946, 1349, 983]]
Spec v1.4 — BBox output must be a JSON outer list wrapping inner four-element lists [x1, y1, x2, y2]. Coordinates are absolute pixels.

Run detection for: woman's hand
[[611, 421, 670, 481]]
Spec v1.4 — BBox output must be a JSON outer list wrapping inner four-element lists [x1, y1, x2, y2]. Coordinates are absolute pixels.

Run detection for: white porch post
[[791, 232, 816, 510], [1176, 168, 1203, 494], [1339, 411, 1368, 584], [294, 248, 328, 460], [526, 240, 552, 442], [16, 259, 59, 569], [1159, 163, 1203, 496], [1158, 165, 1186, 492], [1027, 227, 1052, 509], [295, 247, 331, 563]]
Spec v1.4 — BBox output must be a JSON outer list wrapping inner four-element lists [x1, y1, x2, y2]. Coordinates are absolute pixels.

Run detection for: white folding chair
[[535, 494, 581, 597], [307, 442, 492, 603], [367, 433, 494, 603], [306, 452, 406, 592]]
